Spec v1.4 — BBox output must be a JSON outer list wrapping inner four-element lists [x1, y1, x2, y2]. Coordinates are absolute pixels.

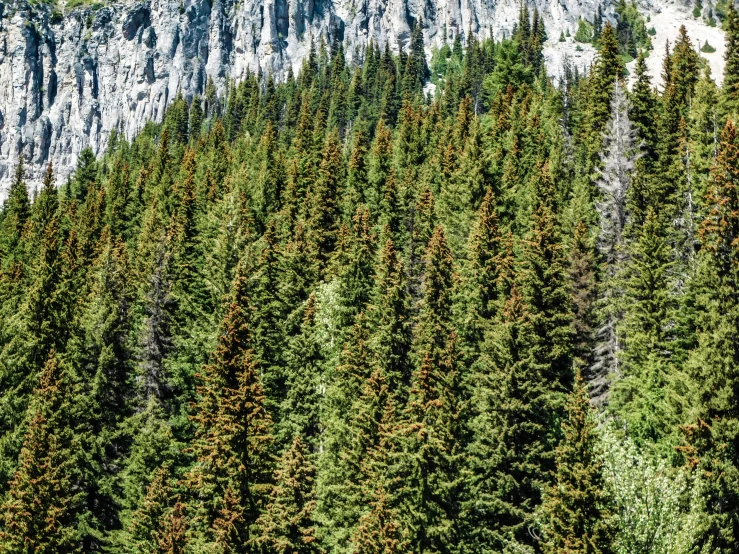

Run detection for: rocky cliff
[[0, 0, 724, 193]]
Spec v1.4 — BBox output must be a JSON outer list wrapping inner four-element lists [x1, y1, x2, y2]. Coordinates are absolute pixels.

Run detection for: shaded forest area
[[2, 4, 739, 553]]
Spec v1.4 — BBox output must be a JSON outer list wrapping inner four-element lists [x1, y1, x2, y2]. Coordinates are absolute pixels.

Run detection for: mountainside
[[0, 0, 724, 192]]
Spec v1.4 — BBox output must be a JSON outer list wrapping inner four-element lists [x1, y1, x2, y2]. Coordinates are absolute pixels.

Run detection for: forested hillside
[[1, 5, 739, 553]]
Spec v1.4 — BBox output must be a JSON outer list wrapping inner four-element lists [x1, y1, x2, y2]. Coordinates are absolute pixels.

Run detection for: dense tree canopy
[[0, 9, 735, 554]]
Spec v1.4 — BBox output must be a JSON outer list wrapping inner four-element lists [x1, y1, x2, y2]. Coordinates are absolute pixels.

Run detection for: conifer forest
[[5, 4, 739, 552]]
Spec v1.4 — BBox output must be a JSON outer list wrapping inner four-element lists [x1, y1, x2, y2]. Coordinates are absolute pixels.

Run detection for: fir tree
[[611, 208, 681, 445], [396, 227, 465, 553], [126, 466, 177, 553], [681, 121, 739, 553], [306, 129, 344, 272], [0, 353, 84, 553], [255, 436, 322, 553], [0, 159, 31, 271], [723, 4, 739, 118], [278, 295, 324, 449], [368, 237, 413, 397], [538, 372, 615, 554], [185, 261, 274, 551], [464, 283, 552, 552]]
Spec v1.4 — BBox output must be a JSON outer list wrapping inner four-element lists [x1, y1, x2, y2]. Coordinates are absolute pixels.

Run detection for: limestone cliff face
[[0, 0, 703, 192]]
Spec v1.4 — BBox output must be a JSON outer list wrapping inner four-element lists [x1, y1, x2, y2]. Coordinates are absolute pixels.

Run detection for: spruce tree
[[612, 208, 678, 445], [568, 222, 598, 378], [538, 372, 614, 554], [368, 237, 413, 398], [126, 466, 177, 553], [523, 164, 573, 396], [0, 353, 84, 553], [255, 436, 322, 553], [396, 226, 465, 553], [723, 4, 739, 118], [350, 485, 408, 554], [681, 121, 739, 553], [185, 261, 274, 552], [306, 129, 344, 272], [464, 283, 552, 552], [0, 159, 31, 271], [458, 187, 503, 358], [628, 51, 658, 166], [278, 295, 324, 450]]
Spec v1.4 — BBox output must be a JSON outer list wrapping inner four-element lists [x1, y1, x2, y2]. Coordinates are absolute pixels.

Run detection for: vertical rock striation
[[0, 0, 710, 192]]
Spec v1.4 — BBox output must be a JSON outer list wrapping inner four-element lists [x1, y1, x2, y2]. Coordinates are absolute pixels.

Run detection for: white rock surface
[[627, 0, 726, 87], [0, 0, 727, 194]]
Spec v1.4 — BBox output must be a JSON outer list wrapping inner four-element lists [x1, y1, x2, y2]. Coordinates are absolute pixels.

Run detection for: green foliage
[[538, 372, 615, 554], [602, 428, 703, 554], [614, 1, 653, 56], [575, 18, 594, 43], [0, 21, 736, 554]]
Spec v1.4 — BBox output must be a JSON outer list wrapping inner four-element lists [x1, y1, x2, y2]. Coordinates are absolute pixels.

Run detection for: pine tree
[[681, 121, 739, 553], [137, 243, 175, 403], [538, 372, 614, 554], [255, 436, 323, 553], [0, 352, 84, 553], [723, 4, 739, 118], [70, 148, 98, 203], [402, 19, 429, 96], [345, 128, 370, 216], [584, 23, 624, 165], [186, 261, 274, 551], [0, 165, 68, 488], [0, 159, 31, 271], [246, 222, 288, 412], [395, 226, 465, 553], [368, 119, 394, 213], [66, 231, 135, 546]]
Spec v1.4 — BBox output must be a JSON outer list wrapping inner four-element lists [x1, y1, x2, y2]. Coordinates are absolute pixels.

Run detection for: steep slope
[[0, 0, 724, 193]]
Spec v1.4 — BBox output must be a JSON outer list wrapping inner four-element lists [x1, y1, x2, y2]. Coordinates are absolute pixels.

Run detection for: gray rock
[[0, 0, 720, 195]]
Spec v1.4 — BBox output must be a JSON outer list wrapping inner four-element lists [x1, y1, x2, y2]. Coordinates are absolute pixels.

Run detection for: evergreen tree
[[611, 208, 682, 445], [185, 261, 274, 552], [70, 148, 98, 203], [0, 353, 84, 553], [458, 187, 503, 357], [255, 436, 322, 553], [396, 226, 465, 553], [538, 372, 615, 554], [523, 164, 573, 395], [584, 23, 625, 165], [306, 130, 344, 272], [0, 159, 31, 271], [126, 466, 178, 553], [568, 222, 598, 379], [681, 121, 739, 553], [464, 283, 551, 552], [368, 237, 413, 397], [278, 295, 324, 450], [723, 4, 739, 118]]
